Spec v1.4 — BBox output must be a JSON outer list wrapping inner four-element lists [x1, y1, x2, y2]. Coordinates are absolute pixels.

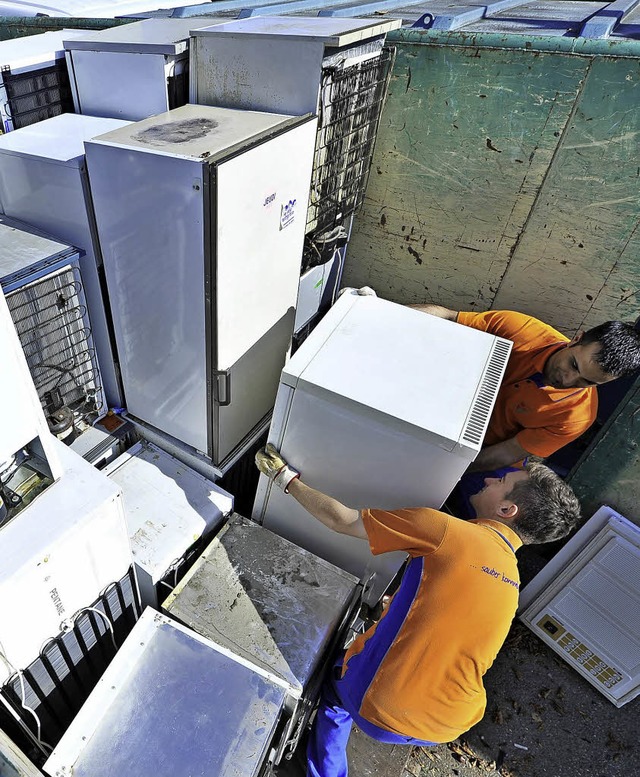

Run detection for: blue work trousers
[[306, 665, 437, 777]]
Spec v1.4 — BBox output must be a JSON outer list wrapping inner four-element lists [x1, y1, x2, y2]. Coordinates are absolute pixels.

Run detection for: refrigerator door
[[212, 117, 317, 462], [44, 609, 289, 777], [86, 105, 316, 463], [253, 294, 511, 604]]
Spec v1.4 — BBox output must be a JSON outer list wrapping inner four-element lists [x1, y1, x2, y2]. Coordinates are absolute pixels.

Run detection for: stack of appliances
[[253, 292, 512, 604], [0, 217, 105, 441], [189, 16, 401, 334], [163, 513, 359, 764], [43, 608, 291, 777], [0, 285, 132, 754], [0, 113, 132, 408], [85, 104, 317, 475], [62, 18, 226, 122], [0, 29, 87, 134]]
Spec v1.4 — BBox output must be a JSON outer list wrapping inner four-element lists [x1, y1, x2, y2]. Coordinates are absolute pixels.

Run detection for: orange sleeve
[[457, 310, 564, 344], [362, 507, 449, 557], [516, 417, 594, 458]]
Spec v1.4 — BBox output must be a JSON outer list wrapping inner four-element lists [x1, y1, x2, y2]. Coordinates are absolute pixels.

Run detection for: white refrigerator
[[63, 18, 226, 122], [253, 293, 512, 604], [0, 113, 132, 407], [85, 104, 317, 471]]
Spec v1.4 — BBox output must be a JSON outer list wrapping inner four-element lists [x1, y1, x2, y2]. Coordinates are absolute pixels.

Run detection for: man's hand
[[255, 443, 300, 493], [338, 286, 377, 298]]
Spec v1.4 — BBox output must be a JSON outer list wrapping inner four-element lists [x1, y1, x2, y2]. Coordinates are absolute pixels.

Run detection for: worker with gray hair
[[255, 443, 582, 777]]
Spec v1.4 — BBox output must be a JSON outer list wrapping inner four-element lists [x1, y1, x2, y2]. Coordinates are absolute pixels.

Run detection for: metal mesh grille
[[462, 339, 512, 446], [0, 571, 140, 759], [306, 47, 395, 236], [2, 61, 74, 131], [5, 265, 103, 422]]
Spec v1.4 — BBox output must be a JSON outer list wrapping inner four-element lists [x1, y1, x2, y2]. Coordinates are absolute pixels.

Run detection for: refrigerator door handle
[[213, 369, 231, 407]]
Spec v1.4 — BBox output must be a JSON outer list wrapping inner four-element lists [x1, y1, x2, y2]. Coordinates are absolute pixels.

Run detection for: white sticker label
[[280, 198, 297, 230]]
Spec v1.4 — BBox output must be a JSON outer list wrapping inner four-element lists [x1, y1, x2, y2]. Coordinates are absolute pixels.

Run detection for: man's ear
[[568, 329, 585, 347], [498, 501, 519, 520]]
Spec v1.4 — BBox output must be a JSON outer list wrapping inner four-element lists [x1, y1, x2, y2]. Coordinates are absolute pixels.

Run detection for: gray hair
[[508, 460, 582, 545]]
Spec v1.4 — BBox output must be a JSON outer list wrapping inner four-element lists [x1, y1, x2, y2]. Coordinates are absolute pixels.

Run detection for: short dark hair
[[580, 321, 640, 378], [507, 461, 581, 545]]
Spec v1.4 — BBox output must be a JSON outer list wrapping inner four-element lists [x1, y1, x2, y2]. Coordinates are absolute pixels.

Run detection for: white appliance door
[[211, 118, 316, 463], [85, 142, 209, 454], [69, 50, 170, 120]]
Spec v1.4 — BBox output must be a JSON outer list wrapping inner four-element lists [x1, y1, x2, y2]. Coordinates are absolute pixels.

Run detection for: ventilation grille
[[5, 265, 103, 424], [306, 46, 395, 237], [2, 61, 74, 131], [0, 571, 140, 758], [461, 339, 511, 446]]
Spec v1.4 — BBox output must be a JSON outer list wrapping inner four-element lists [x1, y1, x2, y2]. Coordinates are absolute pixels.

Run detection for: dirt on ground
[[400, 622, 637, 777]]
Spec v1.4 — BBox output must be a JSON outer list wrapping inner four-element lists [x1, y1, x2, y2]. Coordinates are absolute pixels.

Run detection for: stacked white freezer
[[0, 286, 131, 685], [63, 18, 226, 122], [0, 113, 132, 407], [253, 293, 512, 604], [85, 104, 317, 472]]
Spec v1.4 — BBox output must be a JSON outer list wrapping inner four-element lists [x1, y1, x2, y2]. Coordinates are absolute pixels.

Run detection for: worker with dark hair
[[255, 444, 582, 777], [409, 306, 640, 471]]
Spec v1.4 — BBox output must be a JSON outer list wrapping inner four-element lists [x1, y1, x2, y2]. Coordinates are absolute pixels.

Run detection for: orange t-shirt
[[341, 507, 522, 744], [457, 310, 598, 457]]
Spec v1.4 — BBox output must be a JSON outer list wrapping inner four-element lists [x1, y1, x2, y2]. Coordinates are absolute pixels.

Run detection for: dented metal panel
[[163, 513, 358, 693]]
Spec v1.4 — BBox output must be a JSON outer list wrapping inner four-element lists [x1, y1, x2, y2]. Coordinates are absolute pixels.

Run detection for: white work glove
[[255, 443, 300, 493], [338, 286, 377, 299]]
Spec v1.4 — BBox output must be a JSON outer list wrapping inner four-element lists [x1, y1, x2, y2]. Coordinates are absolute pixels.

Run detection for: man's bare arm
[[407, 303, 459, 321], [467, 437, 529, 472], [287, 479, 368, 540]]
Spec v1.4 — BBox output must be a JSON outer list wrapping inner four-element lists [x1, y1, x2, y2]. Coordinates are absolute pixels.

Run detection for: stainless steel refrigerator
[[85, 104, 317, 472]]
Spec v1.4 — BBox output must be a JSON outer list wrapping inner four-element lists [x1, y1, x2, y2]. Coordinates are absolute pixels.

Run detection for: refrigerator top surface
[[0, 29, 87, 69], [163, 513, 357, 691], [191, 16, 402, 44], [0, 217, 76, 280], [282, 294, 510, 448], [44, 610, 288, 777], [103, 441, 233, 579], [88, 103, 301, 160], [0, 113, 131, 166], [62, 18, 227, 54]]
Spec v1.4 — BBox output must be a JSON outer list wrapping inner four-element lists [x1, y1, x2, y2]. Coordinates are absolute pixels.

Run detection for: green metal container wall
[[345, 29, 640, 336]]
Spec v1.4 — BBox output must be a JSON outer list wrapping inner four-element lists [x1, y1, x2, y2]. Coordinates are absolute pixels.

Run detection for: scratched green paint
[[345, 41, 588, 312], [493, 56, 640, 333]]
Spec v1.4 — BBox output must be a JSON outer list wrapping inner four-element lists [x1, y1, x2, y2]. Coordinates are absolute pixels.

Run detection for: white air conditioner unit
[[253, 292, 512, 604], [520, 506, 640, 707]]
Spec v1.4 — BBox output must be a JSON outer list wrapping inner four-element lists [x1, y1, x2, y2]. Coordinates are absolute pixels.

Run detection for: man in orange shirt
[[411, 305, 640, 471], [255, 443, 581, 777]]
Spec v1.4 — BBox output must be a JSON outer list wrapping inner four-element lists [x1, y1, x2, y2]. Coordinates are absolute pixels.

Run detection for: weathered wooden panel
[[345, 42, 588, 310], [568, 374, 640, 525], [493, 57, 640, 333]]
